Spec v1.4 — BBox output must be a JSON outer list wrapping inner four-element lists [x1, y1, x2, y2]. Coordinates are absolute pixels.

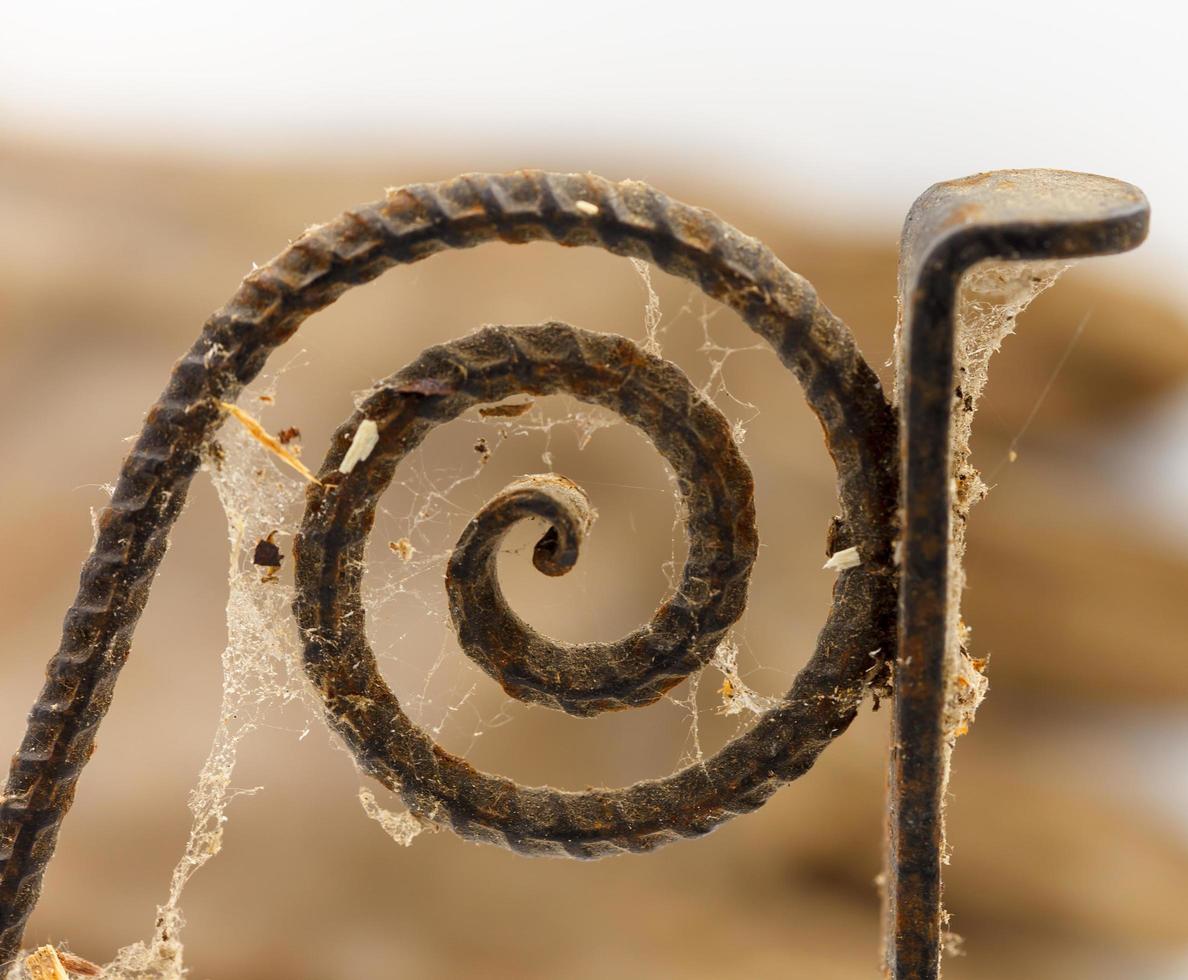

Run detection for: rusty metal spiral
[[0, 171, 900, 963], [307, 321, 762, 722], [295, 319, 887, 854]]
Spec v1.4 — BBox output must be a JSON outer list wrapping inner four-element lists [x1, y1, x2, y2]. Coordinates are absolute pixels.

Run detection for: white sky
[[1, 0, 1185, 295]]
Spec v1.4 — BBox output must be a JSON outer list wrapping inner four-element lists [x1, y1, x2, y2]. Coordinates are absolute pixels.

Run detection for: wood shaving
[[218, 402, 321, 485], [339, 418, 379, 474], [823, 546, 861, 571], [25, 947, 67, 980]]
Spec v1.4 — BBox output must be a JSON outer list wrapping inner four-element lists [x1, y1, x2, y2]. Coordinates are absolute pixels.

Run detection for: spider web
[[42, 260, 789, 979], [891, 256, 1074, 952]]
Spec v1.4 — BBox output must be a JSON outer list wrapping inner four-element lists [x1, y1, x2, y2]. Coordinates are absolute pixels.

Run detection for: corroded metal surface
[[0, 172, 899, 964], [295, 321, 888, 854], [888, 170, 1150, 979]]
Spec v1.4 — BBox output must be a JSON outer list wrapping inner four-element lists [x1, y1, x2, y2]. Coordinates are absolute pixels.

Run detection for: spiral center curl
[[436, 338, 757, 719]]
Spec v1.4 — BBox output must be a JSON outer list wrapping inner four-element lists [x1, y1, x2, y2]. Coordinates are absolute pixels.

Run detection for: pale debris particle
[[339, 418, 379, 474], [388, 538, 416, 561], [478, 400, 534, 418], [712, 637, 779, 717], [574, 200, 599, 216], [945, 622, 988, 740], [630, 257, 664, 355], [865, 648, 890, 710], [219, 401, 321, 485], [823, 545, 861, 571], [202, 341, 227, 369], [358, 787, 425, 847], [24, 947, 66, 980]]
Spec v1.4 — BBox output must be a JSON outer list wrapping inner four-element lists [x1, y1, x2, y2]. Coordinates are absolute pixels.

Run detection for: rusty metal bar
[[886, 170, 1150, 978], [0, 167, 1153, 974]]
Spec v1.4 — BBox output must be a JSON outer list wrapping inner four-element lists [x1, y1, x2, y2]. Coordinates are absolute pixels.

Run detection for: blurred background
[[1, 2, 1186, 977]]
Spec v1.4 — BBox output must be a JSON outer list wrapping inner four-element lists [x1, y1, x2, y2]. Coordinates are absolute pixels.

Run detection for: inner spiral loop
[[296, 322, 758, 719], [449, 367, 756, 718]]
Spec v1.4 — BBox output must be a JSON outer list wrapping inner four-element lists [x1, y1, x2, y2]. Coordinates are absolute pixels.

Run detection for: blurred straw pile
[[1, 138, 1186, 979]]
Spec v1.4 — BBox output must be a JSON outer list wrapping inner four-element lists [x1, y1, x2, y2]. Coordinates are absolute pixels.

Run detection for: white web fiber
[[940, 260, 1071, 758], [100, 390, 320, 978], [892, 257, 1073, 952]]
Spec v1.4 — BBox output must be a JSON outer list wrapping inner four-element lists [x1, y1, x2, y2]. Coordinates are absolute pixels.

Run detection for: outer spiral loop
[[1, 170, 900, 960]]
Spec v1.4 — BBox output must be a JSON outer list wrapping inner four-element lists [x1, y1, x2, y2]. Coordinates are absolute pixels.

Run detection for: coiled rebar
[[0, 171, 899, 964]]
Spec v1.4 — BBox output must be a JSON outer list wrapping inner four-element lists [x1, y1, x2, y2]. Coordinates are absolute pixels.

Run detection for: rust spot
[[939, 201, 987, 232]]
